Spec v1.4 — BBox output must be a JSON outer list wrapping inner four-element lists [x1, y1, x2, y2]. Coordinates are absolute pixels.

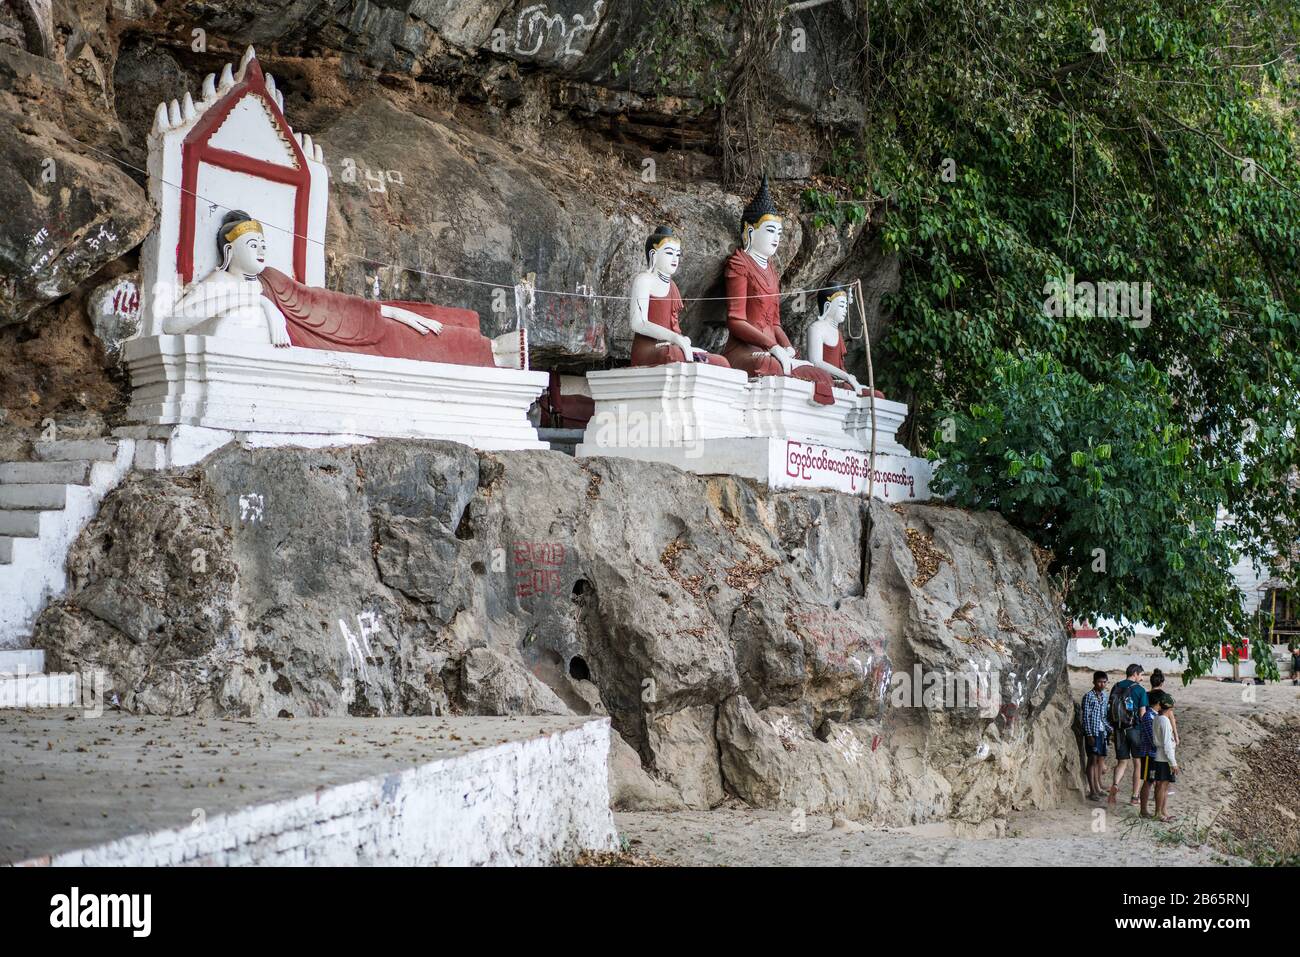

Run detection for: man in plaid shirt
[[1081, 670, 1111, 801]]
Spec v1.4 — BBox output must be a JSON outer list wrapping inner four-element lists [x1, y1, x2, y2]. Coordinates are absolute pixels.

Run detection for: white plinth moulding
[[124, 335, 550, 451], [575, 365, 929, 498], [580, 364, 750, 448]]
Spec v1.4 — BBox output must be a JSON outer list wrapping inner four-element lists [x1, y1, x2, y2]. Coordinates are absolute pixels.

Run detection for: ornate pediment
[[205, 92, 300, 169], [138, 46, 330, 332]]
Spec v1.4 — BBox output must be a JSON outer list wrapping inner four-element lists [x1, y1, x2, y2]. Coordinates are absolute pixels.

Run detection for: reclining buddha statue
[[722, 176, 836, 405], [165, 210, 512, 368]]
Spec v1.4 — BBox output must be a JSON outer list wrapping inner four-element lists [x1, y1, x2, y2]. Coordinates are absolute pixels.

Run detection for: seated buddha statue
[[164, 210, 502, 367], [805, 285, 885, 398], [721, 176, 836, 405], [628, 226, 729, 368]]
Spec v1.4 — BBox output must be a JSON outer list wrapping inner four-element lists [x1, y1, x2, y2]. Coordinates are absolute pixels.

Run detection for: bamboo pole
[[1270, 587, 1278, 646], [854, 278, 877, 501]]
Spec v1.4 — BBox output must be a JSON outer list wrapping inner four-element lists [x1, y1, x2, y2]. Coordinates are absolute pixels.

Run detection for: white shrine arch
[[139, 46, 328, 335], [121, 47, 548, 457]]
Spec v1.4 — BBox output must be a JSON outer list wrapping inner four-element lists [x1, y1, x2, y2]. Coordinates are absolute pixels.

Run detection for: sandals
[[1159, 815, 1177, 823]]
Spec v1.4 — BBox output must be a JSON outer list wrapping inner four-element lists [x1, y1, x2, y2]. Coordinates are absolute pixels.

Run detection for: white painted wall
[[25, 718, 619, 867]]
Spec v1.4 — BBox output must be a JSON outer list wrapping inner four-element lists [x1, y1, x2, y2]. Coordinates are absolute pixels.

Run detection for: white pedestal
[[743, 375, 856, 445], [578, 363, 750, 449], [771, 439, 930, 500], [845, 394, 911, 457], [575, 366, 930, 499], [578, 435, 930, 501], [123, 335, 550, 451]]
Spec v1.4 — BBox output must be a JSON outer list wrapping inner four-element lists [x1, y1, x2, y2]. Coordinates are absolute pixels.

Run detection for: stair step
[[33, 438, 118, 462], [0, 460, 92, 484], [0, 649, 45, 673], [0, 536, 13, 563], [0, 511, 41, 536], [0, 484, 67, 510], [0, 671, 78, 708]]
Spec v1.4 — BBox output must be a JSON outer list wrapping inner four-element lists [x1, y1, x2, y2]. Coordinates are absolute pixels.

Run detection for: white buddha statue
[[805, 285, 885, 398], [627, 226, 730, 368]]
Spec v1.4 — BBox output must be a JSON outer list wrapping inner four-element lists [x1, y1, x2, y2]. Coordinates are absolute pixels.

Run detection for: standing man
[[1108, 663, 1149, 806], [1082, 670, 1111, 802]]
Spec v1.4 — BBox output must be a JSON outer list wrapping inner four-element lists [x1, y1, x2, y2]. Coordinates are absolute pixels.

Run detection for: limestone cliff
[[1, 0, 898, 441], [7, 3, 1078, 830], [35, 441, 1081, 828]]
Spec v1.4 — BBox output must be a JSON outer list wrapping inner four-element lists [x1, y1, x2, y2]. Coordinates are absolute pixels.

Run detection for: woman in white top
[[1145, 696, 1179, 822]]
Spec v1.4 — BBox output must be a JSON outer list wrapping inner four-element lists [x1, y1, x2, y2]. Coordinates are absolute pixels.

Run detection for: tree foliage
[[814, 0, 1300, 674], [932, 350, 1250, 675]]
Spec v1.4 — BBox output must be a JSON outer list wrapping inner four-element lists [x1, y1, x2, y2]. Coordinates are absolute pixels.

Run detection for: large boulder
[[37, 441, 1080, 825], [0, 97, 154, 325], [315, 94, 763, 368]]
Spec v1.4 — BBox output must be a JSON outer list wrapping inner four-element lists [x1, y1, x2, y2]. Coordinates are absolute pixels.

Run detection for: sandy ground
[[616, 672, 1300, 866], [0, 711, 594, 865], [2, 670, 1293, 867]]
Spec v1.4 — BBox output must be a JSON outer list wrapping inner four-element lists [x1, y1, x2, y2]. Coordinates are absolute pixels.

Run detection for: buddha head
[[216, 210, 268, 276], [817, 285, 850, 327], [740, 174, 783, 258], [645, 226, 682, 277]]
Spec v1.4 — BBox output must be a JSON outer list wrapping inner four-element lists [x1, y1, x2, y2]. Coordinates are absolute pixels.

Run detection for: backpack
[[1138, 708, 1157, 757], [1109, 681, 1137, 729]]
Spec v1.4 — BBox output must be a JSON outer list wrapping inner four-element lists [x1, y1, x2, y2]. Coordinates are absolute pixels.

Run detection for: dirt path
[[615, 673, 1300, 866]]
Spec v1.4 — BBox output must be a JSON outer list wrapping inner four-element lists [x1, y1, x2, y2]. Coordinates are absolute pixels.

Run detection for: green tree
[[931, 350, 1252, 675], [816, 0, 1300, 674]]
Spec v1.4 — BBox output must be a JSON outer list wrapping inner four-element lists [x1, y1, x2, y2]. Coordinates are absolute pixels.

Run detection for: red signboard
[[1220, 639, 1249, 661]]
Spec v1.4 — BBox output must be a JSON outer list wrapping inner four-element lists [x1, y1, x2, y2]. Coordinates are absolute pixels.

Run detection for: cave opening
[[568, 655, 591, 681]]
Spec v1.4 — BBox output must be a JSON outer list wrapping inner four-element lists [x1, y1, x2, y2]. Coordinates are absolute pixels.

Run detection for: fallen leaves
[[725, 540, 778, 592], [1224, 722, 1300, 863], [571, 848, 669, 867], [905, 527, 950, 588], [660, 537, 704, 597]]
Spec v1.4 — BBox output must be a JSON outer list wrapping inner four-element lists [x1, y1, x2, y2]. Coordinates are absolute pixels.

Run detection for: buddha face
[[649, 239, 682, 277], [225, 231, 268, 277], [744, 216, 783, 258], [820, 292, 848, 326]]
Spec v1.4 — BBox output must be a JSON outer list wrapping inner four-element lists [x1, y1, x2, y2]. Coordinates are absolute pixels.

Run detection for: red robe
[[258, 267, 496, 367], [822, 334, 885, 398], [721, 250, 834, 404], [630, 280, 730, 367]]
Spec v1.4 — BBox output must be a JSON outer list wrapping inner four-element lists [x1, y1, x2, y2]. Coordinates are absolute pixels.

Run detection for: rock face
[[36, 441, 1080, 827], [0, 86, 154, 326], [7, 2, 1058, 827], [315, 94, 751, 369], [1, 0, 899, 423]]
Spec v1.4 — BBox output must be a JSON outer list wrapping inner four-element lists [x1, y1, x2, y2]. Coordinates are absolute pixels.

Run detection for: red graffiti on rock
[[513, 541, 567, 597]]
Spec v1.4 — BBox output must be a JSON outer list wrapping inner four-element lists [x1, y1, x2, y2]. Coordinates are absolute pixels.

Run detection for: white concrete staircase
[[0, 648, 77, 707], [0, 438, 134, 706]]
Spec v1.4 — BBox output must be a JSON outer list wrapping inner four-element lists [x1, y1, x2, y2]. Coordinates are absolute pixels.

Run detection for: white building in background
[[1069, 539, 1293, 680]]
